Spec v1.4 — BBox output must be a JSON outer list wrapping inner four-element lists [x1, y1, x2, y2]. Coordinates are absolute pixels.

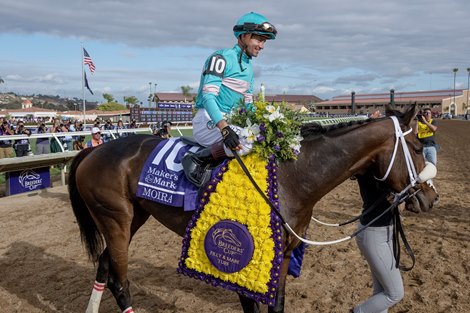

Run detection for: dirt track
[[0, 119, 468, 312]]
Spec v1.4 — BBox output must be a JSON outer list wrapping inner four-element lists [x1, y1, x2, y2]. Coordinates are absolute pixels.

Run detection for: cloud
[[1, 0, 469, 101]]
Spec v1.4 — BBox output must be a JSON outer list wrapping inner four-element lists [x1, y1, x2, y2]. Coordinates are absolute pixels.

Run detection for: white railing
[[1, 128, 152, 153], [305, 115, 368, 126]]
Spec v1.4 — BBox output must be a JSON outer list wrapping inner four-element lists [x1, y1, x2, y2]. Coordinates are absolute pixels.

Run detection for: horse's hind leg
[[106, 207, 150, 313], [86, 249, 111, 313], [84, 231, 133, 313]]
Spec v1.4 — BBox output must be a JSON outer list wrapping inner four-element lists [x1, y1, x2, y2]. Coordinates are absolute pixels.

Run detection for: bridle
[[375, 116, 419, 202], [233, 116, 428, 271]]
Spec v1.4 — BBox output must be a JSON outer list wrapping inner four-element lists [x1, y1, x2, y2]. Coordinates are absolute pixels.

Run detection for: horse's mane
[[300, 117, 385, 140]]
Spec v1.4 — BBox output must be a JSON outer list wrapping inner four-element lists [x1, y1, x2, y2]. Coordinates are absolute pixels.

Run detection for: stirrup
[[182, 153, 213, 188]]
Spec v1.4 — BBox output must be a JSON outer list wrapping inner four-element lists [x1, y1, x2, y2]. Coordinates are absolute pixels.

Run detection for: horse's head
[[371, 104, 439, 213]]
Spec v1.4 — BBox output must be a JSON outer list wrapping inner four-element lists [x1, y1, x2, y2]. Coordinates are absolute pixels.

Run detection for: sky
[[1, 0, 469, 105]]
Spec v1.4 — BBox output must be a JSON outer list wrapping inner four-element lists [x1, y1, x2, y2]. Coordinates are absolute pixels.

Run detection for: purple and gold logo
[[204, 220, 254, 273]]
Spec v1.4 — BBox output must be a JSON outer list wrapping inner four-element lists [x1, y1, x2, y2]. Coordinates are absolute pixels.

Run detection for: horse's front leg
[[268, 255, 291, 313], [238, 294, 261, 313]]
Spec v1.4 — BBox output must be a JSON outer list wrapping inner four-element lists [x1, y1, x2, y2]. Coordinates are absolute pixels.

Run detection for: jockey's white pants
[[192, 109, 252, 157]]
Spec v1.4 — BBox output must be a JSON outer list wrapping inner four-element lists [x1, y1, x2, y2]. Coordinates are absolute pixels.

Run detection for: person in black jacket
[[155, 120, 173, 139], [14, 120, 32, 157]]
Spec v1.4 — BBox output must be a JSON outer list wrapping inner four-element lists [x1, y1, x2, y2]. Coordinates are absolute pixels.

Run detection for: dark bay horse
[[69, 105, 438, 313]]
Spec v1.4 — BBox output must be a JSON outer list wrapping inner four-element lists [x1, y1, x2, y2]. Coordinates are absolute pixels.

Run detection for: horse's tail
[[68, 148, 104, 263]]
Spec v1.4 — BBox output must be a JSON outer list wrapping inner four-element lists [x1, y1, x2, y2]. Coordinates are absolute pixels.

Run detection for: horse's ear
[[385, 104, 416, 126], [384, 104, 394, 117], [402, 104, 417, 126]]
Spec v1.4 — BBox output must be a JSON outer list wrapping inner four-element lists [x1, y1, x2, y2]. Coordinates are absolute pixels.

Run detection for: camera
[[416, 114, 423, 120]]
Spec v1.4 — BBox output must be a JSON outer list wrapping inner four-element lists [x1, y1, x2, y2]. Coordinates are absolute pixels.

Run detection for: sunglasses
[[233, 22, 277, 36]]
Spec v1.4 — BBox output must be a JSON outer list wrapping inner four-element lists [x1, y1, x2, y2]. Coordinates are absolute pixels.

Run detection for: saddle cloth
[[136, 138, 200, 211], [178, 153, 283, 306]]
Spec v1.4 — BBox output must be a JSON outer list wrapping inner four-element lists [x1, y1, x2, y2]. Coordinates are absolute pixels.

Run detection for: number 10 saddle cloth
[[135, 138, 284, 305]]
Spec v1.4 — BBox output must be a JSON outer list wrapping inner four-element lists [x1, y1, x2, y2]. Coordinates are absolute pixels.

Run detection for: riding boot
[[182, 142, 227, 187]]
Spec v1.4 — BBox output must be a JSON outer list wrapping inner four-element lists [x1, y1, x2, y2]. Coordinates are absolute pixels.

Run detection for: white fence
[[1, 116, 365, 190]]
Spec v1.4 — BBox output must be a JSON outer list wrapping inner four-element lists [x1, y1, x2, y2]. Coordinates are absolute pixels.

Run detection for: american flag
[[83, 48, 96, 73]]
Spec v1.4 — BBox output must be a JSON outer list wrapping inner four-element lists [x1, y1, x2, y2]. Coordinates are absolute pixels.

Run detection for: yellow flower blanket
[[178, 154, 283, 305]]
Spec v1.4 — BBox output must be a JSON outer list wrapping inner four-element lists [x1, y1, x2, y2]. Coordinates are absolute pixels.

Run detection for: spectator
[[0, 119, 15, 159], [129, 120, 137, 129], [155, 120, 173, 139], [35, 122, 50, 155], [71, 120, 84, 132], [103, 119, 115, 142], [14, 120, 32, 157], [128, 120, 138, 135], [50, 118, 63, 153], [73, 136, 86, 150], [86, 127, 104, 148], [62, 120, 73, 151], [115, 120, 128, 138], [94, 119, 102, 129], [414, 107, 438, 165]]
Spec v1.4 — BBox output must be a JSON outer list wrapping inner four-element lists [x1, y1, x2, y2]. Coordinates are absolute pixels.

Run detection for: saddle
[[180, 137, 225, 188]]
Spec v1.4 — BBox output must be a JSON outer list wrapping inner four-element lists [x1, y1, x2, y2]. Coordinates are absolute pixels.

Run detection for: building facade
[[316, 89, 466, 116]]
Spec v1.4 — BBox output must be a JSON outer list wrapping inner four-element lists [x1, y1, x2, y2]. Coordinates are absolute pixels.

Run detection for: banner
[[7, 167, 51, 196]]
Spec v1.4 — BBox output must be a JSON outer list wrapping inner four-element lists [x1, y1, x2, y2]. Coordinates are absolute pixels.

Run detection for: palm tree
[[123, 96, 139, 108], [103, 93, 115, 103], [181, 85, 192, 102]]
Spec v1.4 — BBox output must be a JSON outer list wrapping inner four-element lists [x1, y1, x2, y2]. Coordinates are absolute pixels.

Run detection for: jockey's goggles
[[233, 22, 277, 37]]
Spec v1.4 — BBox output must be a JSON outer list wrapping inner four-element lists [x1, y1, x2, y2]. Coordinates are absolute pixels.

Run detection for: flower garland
[[178, 154, 283, 305], [228, 100, 304, 162]]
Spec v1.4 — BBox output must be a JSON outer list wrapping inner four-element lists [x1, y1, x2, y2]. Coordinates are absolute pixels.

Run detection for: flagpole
[[81, 42, 86, 123]]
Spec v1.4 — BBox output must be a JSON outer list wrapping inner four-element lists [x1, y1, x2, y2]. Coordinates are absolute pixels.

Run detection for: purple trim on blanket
[[177, 156, 283, 306]]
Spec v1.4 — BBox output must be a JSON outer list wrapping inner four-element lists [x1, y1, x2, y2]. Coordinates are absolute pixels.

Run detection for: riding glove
[[221, 126, 240, 150]]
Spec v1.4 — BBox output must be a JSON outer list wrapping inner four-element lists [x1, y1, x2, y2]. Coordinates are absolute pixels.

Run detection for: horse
[[68, 105, 438, 313]]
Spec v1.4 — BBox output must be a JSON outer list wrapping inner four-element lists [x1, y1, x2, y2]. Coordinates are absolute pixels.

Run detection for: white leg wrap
[[85, 281, 106, 313], [122, 307, 134, 313]]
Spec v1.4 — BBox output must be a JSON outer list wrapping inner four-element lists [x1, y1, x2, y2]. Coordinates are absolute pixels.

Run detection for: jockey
[[183, 12, 277, 186]]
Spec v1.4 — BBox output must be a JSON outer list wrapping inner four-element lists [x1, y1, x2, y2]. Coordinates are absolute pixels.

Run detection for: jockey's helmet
[[233, 12, 277, 40]]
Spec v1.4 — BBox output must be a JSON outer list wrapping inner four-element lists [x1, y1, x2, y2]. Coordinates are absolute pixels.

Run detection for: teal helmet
[[233, 12, 277, 40]]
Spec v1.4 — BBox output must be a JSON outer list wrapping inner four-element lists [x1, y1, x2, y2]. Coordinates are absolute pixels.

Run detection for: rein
[[233, 116, 419, 269]]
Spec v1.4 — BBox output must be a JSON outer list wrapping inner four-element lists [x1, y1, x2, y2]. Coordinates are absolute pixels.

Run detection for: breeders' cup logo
[[204, 220, 254, 273], [212, 228, 243, 255], [18, 170, 43, 190]]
